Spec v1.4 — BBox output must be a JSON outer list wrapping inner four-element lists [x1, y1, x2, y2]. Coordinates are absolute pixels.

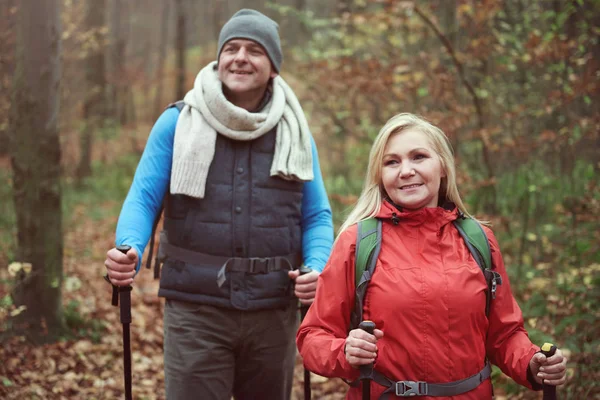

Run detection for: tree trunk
[[10, 0, 65, 343], [76, 0, 107, 184], [108, 0, 133, 126], [174, 0, 187, 100], [213, 0, 226, 44], [153, 0, 171, 119], [0, 0, 16, 156], [107, 0, 122, 122], [286, 0, 308, 46]]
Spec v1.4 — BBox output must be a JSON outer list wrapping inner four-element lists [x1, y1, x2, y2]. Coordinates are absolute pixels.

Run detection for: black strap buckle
[[248, 257, 270, 274], [491, 271, 503, 299], [395, 380, 428, 397]]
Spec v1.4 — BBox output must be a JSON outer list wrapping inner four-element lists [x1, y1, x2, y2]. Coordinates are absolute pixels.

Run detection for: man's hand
[[529, 347, 568, 386], [288, 268, 319, 306], [104, 247, 138, 286]]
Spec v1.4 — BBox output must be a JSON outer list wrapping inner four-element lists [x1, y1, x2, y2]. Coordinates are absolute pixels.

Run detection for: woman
[[296, 114, 567, 399]]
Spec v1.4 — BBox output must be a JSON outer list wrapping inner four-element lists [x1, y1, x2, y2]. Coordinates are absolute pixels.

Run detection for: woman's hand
[[529, 347, 568, 386], [344, 327, 384, 368]]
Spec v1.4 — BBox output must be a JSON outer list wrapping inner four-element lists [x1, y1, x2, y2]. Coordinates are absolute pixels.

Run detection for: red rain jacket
[[297, 201, 539, 399]]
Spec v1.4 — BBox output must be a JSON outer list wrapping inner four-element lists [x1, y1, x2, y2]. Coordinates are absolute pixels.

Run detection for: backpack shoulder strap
[[453, 217, 502, 316], [166, 100, 185, 112], [453, 217, 492, 272], [146, 198, 166, 279], [350, 217, 382, 330]]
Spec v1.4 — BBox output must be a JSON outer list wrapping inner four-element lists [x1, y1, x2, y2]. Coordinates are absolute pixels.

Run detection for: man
[[104, 9, 334, 400]]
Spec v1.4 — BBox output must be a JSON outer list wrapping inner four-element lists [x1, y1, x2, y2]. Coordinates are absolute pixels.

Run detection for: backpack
[[145, 101, 186, 279], [349, 214, 502, 331]]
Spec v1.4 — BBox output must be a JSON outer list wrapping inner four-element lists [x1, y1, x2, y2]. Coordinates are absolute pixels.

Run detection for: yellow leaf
[[64, 276, 82, 292], [535, 263, 550, 270], [7, 262, 22, 277], [526, 233, 537, 241], [547, 295, 559, 303], [527, 318, 537, 328], [22, 263, 32, 275], [10, 305, 27, 317], [584, 263, 600, 273], [529, 277, 551, 290]]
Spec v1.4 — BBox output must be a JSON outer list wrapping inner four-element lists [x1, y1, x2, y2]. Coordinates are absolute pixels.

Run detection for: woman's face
[[381, 128, 446, 211]]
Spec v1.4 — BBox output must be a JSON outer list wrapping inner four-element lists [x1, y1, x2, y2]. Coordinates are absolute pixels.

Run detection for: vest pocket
[[160, 260, 228, 297], [245, 269, 293, 300]]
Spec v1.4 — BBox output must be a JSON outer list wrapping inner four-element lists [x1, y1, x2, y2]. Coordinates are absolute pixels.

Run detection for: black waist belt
[[356, 361, 491, 398], [160, 241, 300, 287]]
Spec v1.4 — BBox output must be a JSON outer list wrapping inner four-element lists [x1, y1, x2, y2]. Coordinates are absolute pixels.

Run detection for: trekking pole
[[299, 265, 312, 400], [115, 244, 133, 400], [359, 320, 376, 400], [541, 343, 558, 400]]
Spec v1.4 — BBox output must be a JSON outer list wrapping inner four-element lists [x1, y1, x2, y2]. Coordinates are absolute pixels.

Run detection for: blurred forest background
[[0, 0, 598, 399]]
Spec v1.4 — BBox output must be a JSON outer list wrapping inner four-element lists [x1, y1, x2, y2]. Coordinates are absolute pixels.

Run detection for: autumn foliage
[[0, 0, 598, 399]]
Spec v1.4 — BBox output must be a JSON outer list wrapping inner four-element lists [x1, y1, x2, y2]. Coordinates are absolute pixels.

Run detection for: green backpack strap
[[453, 217, 502, 316], [452, 217, 492, 272], [350, 217, 382, 330], [350, 215, 500, 329]]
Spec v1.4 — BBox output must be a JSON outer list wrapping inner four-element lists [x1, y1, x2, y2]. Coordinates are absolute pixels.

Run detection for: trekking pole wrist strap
[[104, 274, 120, 307]]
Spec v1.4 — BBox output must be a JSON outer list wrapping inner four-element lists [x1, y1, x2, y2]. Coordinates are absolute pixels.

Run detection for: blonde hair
[[338, 113, 475, 235]]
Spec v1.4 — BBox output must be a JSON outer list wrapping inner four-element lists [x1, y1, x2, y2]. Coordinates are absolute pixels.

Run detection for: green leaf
[[50, 277, 60, 289], [476, 89, 489, 98], [0, 295, 13, 308], [1, 376, 13, 387]]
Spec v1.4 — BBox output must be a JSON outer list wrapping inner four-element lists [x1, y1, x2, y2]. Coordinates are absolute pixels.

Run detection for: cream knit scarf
[[170, 61, 313, 198]]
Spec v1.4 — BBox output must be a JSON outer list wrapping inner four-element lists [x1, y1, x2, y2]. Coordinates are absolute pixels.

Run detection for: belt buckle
[[395, 380, 427, 397]]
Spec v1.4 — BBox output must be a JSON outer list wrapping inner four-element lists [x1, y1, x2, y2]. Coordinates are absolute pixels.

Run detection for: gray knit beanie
[[217, 9, 283, 73]]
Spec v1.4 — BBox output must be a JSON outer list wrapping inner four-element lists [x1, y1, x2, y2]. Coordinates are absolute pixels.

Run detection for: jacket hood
[[375, 199, 459, 227]]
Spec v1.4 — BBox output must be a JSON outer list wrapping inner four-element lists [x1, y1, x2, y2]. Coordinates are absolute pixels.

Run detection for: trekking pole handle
[[359, 320, 376, 335], [540, 343, 558, 400], [116, 244, 132, 255], [116, 245, 133, 325], [299, 265, 312, 276], [359, 320, 376, 400]]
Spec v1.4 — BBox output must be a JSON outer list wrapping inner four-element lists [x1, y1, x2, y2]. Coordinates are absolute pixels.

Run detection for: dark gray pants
[[163, 299, 299, 400]]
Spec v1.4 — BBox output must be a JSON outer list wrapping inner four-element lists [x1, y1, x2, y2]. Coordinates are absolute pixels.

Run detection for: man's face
[[217, 39, 278, 101]]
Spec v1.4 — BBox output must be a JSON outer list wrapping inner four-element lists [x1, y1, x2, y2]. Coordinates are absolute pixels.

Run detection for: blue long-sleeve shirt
[[116, 107, 334, 273]]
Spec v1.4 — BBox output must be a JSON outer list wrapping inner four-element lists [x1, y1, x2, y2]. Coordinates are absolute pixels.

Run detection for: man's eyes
[[223, 46, 263, 55]]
